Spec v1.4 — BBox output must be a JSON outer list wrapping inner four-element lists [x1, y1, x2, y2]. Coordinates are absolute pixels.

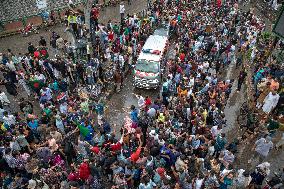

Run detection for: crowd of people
[[0, 0, 283, 189]]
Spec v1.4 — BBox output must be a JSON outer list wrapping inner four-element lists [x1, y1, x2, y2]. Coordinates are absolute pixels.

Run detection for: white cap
[[28, 179, 37, 189], [149, 130, 156, 135]]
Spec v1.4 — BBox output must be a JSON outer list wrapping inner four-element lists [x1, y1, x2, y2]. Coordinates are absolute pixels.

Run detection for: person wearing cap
[[27, 179, 37, 189]]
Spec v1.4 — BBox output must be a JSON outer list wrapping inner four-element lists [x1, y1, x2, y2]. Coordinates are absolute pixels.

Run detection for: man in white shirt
[[248, 136, 273, 164], [24, 56, 31, 71], [254, 137, 273, 157], [188, 75, 195, 87], [39, 73, 46, 82], [6, 61, 16, 72], [133, 93, 145, 109], [40, 87, 52, 101], [211, 125, 222, 139], [202, 61, 210, 73], [87, 42, 92, 62], [220, 149, 235, 167], [147, 107, 156, 118], [0, 91, 10, 105], [3, 112, 16, 126], [68, 0, 74, 7], [86, 65, 95, 88], [118, 54, 125, 68], [119, 2, 125, 24]]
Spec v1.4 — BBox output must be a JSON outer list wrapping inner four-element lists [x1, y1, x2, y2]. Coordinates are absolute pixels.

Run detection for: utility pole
[[84, 0, 94, 60], [84, 0, 93, 32]]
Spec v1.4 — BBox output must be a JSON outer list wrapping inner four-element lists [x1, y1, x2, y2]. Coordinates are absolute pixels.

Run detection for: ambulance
[[133, 33, 168, 89]]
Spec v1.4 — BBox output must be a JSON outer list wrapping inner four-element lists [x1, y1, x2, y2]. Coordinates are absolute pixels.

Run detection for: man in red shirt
[[108, 30, 114, 42], [130, 135, 143, 162], [105, 129, 125, 152], [144, 96, 152, 107], [91, 5, 99, 28], [179, 52, 185, 62], [217, 0, 222, 9]]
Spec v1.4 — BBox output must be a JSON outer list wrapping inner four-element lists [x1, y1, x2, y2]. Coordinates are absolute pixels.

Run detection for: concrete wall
[[0, 0, 84, 22]]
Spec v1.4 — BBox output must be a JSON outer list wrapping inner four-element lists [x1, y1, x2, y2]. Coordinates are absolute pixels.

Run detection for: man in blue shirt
[[101, 118, 111, 134], [130, 105, 139, 123], [1, 54, 8, 65], [28, 119, 39, 130], [28, 118, 40, 140], [94, 100, 104, 116], [93, 99, 105, 126]]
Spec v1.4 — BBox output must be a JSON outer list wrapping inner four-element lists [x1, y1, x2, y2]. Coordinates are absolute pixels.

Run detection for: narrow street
[[105, 42, 177, 127], [104, 73, 157, 127]]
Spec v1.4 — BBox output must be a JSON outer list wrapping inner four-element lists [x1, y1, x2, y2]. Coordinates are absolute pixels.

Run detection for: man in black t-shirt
[[39, 36, 47, 47], [27, 43, 36, 55]]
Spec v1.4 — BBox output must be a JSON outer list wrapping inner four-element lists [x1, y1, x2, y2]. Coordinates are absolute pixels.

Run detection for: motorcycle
[[19, 23, 39, 36]]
